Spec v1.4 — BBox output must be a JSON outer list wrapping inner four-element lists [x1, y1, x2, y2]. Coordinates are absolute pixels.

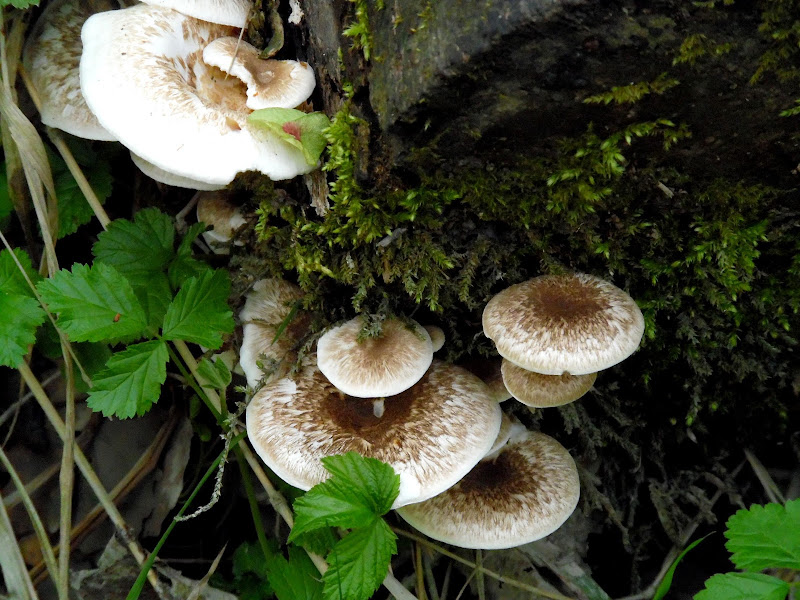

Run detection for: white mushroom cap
[[80, 5, 314, 188], [131, 152, 225, 191], [246, 359, 503, 507], [196, 190, 247, 251], [22, 0, 116, 140], [396, 429, 580, 549], [483, 412, 523, 460], [239, 279, 307, 388], [482, 273, 645, 375], [424, 325, 445, 353], [140, 0, 253, 27], [202, 37, 316, 110], [501, 360, 597, 408], [317, 316, 434, 398]]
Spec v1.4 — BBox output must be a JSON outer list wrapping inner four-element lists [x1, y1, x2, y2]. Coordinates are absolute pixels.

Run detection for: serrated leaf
[[197, 356, 232, 390], [290, 453, 400, 541], [248, 108, 331, 165], [322, 518, 396, 600], [161, 269, 233, 349], [71, 342, 112, 394], [725, 499, 800, 571], [47, 146, 112, 238], [86, 340, 168, 418], [93, 208, 175, 285], [37, 263, 148, 343], [266, 546, 322, 600], [1, 0, 41, 8], [0, 292, 46, 367], [694, 572, 789, 600], [132, 272, 173, 331], [291, 526, 338, 556], [167, 222, 210, 290], [0, 247, 41, 297]]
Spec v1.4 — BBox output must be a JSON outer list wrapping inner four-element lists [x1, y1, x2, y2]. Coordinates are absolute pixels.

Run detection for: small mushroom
[[396, 428, 580, 549], [316, 316, 433, 398], [501, 359, 597, 408], [482, 273, 644, 375], [424, 325, 445, 353], [246, 359, 502, 507], [196, 190, 247, 252]]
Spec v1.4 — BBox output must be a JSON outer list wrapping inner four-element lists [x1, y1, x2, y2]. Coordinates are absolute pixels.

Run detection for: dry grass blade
[[0, 488, 39, 600], [745, 449, 786, 505], [185, 543, 227, 600], [0, 445, 58, 593], [57, 338, 75, 600]]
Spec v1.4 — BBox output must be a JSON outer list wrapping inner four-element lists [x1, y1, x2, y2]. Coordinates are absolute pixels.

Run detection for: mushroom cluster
[[23, 0, 318, 190]]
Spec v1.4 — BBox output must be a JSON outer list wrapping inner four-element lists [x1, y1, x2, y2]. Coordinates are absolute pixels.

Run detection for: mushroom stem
[[373, 398, 385, 419]]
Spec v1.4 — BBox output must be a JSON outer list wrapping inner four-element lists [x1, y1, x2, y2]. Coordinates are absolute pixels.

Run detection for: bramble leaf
[[37, 263, 148, 343], [267, 546, 323, 600], [1, 0, 41, 8], [86, 339, 168, 418], [161, 269, 234, 349], [725, 499, 800, 571], [0, 292, 46, 367], [289, 453, 400, 541], [0, 248, 41, 297], [93, 208, 175, 284], [168, 222, 210, 289], [197, 356, 232, 390], [693, 572, 789, 600], [322, 518, 396, 600]]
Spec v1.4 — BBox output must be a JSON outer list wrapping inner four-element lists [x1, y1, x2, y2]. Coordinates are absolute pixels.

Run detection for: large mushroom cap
[[482, 273, 645, 375], [396, 429, 580, 549], [501, 360, 597, 408], [22, 0, 117, 140], [316, 316, 434, 398], [80, 5, 314, 188], [140, 0, 253, 27], [246, 359, 502, 507], [239, 279, 307, 388]]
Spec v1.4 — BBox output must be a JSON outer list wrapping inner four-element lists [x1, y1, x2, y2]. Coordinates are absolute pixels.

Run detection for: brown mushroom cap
[[396, 429, 580, 549], [239, 279, 307, 388], [316, 316, 433, 398], [482, 273, 644, 375], [246, 359, 502, 507], [501, 360, 597, 408]]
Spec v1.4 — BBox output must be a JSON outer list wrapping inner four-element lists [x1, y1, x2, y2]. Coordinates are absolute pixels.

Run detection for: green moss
[[342, 0, 384, 60]]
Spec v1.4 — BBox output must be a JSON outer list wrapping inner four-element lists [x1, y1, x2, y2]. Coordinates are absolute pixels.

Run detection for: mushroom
[[22, 0, 117, 140], [424, 325, 445, 353], [131, 153, 226, 191], [482, 273, 644, 375], [461, 357, 512, 403], [195, 190, 247, 252], [501, 359, 597, 408], [239, 279, 308, 388], [246, 359, 503, 507], [140, 0, 253, 27], [80, 4, 316, 189], [396, 428, 580, 549], [316, 316, 433, 398]]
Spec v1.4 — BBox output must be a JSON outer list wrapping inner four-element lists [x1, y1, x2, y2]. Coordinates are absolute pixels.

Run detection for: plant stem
[[237, 448, 272, 563], [57, 339, 75, 600]]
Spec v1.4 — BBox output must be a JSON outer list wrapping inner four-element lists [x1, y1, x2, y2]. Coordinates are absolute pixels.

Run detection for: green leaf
[[694, 572, 789, 600], [0, 0, 41, 8], [725, 499, 800, 571], [248, 108, 331, 165], [167, 222, 210, 290], [291, 526, 339, 556], [0, 292, 46, 367], [161, 269, 234, 349], [322, 518, 396, 600], [653, 534, 710, 600], [266, 546, 323, 600], [289, 453, 400, 541], [47, 146, 112, 238], [86, 340, 168, 418], [37, 263, 148, 343], [0, 167, 12, 221], [197, 356, 232, 390], [132, 272, 173, 331], [93, 208, 175, 285], [0, 248, 41, 297], [70, 342, 112, 394]]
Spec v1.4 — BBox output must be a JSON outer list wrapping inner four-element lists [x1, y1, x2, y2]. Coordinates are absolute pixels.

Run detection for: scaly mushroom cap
[[246, 359, 503, 507], [501, 360, 597, 408], [202, 37, 316, 110], [22, 0, 116, 140], [396, 429, 580, 549], [80, 5, 314, 188], [317, 316, 433, 398], [482, 273, 645, 375], [140, 0, 253, 27], [239, 279, 307, 388]]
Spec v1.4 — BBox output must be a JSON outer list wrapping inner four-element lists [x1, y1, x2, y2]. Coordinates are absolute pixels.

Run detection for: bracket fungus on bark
[[396, 429, 580, 549], [316, 316, 434, 398], [482, 273, 645, 375], [80, 4, 316, 189], [246, 359, 502, 508]]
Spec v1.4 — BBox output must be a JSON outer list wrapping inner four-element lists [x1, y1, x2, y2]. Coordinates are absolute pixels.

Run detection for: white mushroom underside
[[131, 152, 225, 190], [396, 430, 580, 549], [80, 5, 312, 187], [246, 360, 502, 507], [501, 360, 597, 408], [140, 0, 254, 27]]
